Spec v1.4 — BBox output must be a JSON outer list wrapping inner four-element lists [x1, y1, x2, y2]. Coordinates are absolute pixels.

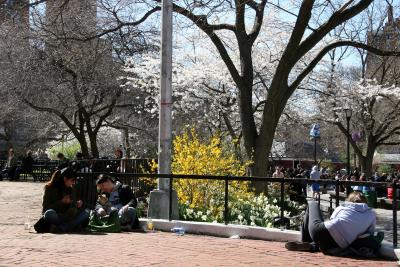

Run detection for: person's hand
[[121, 205, 129, 213], [98, 208, 106, 216], [61, 195, 72, 205], [76, 200, 83, 209]]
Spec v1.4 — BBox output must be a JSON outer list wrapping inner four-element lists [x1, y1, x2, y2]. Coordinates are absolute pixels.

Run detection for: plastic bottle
[[147, 217, 154, 231], [171, 227, 185, 236], [24, 216, 31, 231]]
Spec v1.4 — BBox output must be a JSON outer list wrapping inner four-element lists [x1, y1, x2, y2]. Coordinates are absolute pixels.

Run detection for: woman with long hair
[[40, 167, 89, 232]]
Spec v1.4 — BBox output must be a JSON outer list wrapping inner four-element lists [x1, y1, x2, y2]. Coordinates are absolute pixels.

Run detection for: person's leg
[[301, 205, 313, 243], [119, 207, 137, 227], [43, 209, 61, 225], [64, 209, 90, 231], [306, 201, 338, 252]]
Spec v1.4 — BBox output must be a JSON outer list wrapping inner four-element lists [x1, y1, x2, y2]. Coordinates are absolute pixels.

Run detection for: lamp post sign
[[310, 124, 320, 165]]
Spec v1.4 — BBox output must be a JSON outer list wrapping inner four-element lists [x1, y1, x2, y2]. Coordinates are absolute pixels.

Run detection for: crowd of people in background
[[0, 146, 126, 181], [1, 146, 400, 202], [269, 163, 400, 201]]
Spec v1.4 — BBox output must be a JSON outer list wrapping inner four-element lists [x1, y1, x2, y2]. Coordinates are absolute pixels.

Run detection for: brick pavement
[[0, 182, 397, 267]]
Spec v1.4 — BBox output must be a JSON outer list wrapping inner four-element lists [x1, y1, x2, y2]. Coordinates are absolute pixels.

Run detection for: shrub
[[172, 129, 251, 211], [48, 141, 81, 160]]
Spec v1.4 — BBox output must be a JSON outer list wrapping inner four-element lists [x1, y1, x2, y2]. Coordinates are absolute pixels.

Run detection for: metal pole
[[346, 117, 350, 176], [335, 180, 340, 208], [224, 177, 229, 225], [280, 179, 284, 226], [393, 182, 398, 247], [169, 176, 173, 221], [314, 137, 317, 165], [158, 0, 173, 190]]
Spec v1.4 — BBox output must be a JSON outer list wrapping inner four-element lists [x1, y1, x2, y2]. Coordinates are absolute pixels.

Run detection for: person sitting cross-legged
[[286, 191, 377, 255], [95, 174, 139, 231], [39, 168, 90, 233]]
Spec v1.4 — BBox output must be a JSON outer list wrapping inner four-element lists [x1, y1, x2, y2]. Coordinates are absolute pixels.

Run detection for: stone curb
[[139, 218, 399, 261]]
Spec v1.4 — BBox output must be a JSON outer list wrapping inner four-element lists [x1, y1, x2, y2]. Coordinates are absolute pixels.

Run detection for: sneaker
[[49, 224, 61, 233], [285, 241, 312, 252], [120, 224, 133, 232]]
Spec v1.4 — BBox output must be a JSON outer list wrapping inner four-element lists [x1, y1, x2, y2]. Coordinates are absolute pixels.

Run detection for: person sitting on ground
[[40, 167, 89, 232], [310, 165, 320, 200], [285, 191, 377, 255], [57, 153, 69, 170], [95, 174, 138, 231]]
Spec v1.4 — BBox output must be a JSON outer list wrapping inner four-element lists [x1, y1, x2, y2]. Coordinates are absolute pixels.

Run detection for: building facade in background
[[0, 0, 29, 26], [366, 5, 400, 86]]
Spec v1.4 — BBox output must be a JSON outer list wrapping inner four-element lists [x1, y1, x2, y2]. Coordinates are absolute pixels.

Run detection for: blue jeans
[[43, 209, 89, 232], [118, 207, 136, 227], [302, 201, 338, 252]]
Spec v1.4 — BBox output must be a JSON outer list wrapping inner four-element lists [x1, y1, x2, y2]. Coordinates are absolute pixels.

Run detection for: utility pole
[[158, 0, 173, 189], [148, 0, 178, 220]]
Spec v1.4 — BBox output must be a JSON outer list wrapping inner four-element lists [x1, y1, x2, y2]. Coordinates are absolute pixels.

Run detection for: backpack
[[326, 232, 384, 258], [87, 210, 121, 233], [349, 232, 384, 258]]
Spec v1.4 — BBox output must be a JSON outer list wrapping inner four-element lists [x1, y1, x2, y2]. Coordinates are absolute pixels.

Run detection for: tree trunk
[[361, 138, 376, 178], [251, 81, 288, 178], [76, 134, 90, 159], [123, 128, 131, 158], [88, 131, 99, 158]]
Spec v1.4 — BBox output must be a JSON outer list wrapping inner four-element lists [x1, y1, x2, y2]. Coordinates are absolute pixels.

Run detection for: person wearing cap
[[96, 174, 138, 231], [40, 168, 89, 232]]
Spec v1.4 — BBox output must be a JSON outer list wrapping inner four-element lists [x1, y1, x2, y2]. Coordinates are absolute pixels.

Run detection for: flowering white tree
[[121, 15, 319, 163], [319, 79, 400, 176]]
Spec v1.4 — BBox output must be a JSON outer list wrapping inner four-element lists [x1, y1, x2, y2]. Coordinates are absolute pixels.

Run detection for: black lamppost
[[310, 124, 321, 165], [344, 108, 352, 176]]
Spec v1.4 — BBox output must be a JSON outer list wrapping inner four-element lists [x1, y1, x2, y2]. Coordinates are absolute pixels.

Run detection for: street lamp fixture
[[343, 108, 352, 196], [344, 108, 352, 120]]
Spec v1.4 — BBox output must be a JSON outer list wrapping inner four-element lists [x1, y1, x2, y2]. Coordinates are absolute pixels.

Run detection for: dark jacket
[[22, 155, 34, 173], [42, 185, 76, 214], [95, 182, 137, 212], [119, 184, 137, 208]]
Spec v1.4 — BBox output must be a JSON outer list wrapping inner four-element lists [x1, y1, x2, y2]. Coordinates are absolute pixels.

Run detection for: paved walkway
[[0, 182, 397, 266]]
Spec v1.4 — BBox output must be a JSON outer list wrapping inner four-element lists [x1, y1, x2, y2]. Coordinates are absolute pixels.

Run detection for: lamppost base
[[148, 189, 179, 220]]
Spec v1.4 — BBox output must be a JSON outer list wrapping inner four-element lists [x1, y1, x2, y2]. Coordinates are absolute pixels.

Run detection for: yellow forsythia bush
[[172, 129, 252, 214]]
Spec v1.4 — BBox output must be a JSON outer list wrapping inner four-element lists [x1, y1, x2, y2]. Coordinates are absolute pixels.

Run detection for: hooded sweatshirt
[[324, 202, 376, 248], [310, 166, 320, 180]]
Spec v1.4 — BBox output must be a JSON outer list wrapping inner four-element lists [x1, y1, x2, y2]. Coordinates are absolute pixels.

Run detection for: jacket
[[42, 185, 76, 214], [324, 202, 376, 248], [95, 182, 137, 212]]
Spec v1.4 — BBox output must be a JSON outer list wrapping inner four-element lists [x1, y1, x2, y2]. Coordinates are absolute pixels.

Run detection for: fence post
[[224, 176, 229, 225], [393, 182, 398, 248], [335, 180, 340, 208], [169, 176, 173, 221], [318, 190, 321, 206], [280, 179, 284, 226]]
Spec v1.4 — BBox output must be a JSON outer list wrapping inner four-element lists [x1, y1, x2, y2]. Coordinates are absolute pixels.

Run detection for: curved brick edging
[[139, 219, 400, 261]]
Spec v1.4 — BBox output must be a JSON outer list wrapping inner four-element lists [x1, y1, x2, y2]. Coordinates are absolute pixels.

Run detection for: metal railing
[[70, 172, 398, 247], [12, 169, 396, 247]]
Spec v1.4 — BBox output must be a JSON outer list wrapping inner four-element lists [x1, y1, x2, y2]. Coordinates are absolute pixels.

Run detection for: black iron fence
[[69, 173, 398, 247], [0, 159, 154, 181]]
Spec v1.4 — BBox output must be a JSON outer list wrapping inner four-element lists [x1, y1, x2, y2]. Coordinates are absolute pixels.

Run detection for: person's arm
[[120, 185, 137, 208], [42, 187, 65, 213]]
